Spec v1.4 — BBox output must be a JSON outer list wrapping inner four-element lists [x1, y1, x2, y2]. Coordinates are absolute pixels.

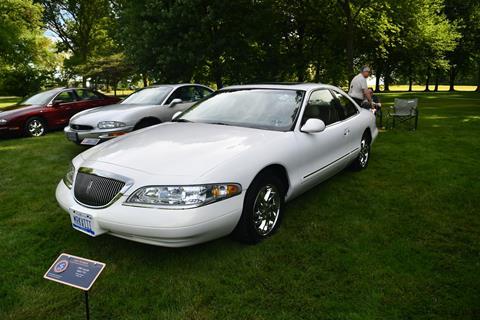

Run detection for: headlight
[[125, 183, 242, 209], [63, 164, 75, 189], [97, 121, 126, 129], [0, 119, 7, 125]]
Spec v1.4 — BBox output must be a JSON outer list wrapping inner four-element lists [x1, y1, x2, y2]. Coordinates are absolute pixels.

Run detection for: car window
[[166, 86, 209, 104], [20, 90, 59, 105], [76, 89, 102, 100], [121, 87, 172, 105], [194, 86, 213, 100], [179, 89, 305, 132], [302, 89, 340, 126], [333, 91, 358, 118], [55, 91, 76, 103]]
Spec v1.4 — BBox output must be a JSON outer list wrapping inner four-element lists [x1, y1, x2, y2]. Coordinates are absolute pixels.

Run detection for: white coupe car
[[56, 83, 378, 247]]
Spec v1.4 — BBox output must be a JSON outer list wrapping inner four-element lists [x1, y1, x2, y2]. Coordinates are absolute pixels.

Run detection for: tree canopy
[[0, 0, 478, 95]]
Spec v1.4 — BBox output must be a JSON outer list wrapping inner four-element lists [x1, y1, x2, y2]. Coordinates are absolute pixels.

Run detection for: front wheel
[[351, 133, 371, 170], [233, 172, 285, 244], [25, 117, 46, 137]]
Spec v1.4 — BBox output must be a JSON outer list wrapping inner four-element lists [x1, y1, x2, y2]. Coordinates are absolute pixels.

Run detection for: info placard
[[44, 253, 106, 291]]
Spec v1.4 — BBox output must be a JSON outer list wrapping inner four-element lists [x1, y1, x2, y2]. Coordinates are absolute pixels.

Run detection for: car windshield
[[121, 87, 172, 105], [20, 90, 59, 105], [178, 89, 305, 131]]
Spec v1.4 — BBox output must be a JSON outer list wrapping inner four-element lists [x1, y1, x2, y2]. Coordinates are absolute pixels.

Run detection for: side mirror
[[172, 111, 182, 120], [52, 99, 63, 107], [169, 98, 182, 107], [301, 118, 326, 133]]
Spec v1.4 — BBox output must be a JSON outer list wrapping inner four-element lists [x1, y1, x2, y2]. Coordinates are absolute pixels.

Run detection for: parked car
[[64, 84, 214, 145], [0, 88, 120, 138], [56, 83, 378, 247]]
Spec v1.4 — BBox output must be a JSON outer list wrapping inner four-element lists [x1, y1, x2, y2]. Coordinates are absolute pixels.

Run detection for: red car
[[0, 87, 120, 137]]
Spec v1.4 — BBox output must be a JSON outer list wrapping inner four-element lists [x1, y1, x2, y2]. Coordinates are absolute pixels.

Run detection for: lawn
[[0, 97, 21, 108], [0, 92, 479, 319]]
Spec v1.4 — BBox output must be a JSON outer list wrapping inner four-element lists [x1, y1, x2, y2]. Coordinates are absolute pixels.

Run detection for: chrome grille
[[71, 124, 94, 131], [74, 172, 125, 207]]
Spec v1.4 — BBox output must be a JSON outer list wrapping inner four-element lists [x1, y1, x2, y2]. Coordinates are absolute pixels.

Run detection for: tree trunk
[[314, 61, 321, 83], [408, 77, 413, 92], [434, 75, 439, 92], [384, 70, 390, 92], [340, 0, 355, 82], [212, 58, 223, 89], [82, 76, 87, 87], [296, 24, 306, 82], [476, 63, 480, 92], [375, 72, 381, 92], [449, 66, 456, 91], [142, 73, 148, 87], [424, 68, 431, 91]]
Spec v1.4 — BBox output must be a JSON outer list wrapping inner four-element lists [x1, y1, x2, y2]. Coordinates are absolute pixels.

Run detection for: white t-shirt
[[348, 73, 368, 100]]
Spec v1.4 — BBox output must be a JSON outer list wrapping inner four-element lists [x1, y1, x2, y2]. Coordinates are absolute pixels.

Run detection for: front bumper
[[55, 180, 243, 247], [0, 125, 22, 136], [64, 125, 134, 143]]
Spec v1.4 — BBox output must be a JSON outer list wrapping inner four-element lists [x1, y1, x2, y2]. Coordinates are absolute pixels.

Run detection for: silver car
[[64, 84, 213, 145]]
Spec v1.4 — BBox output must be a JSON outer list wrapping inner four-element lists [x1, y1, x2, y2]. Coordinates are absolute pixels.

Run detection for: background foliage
[[0, 0, 478, 95]]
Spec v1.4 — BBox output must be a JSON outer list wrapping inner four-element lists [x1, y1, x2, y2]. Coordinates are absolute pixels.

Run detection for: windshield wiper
[[206, 122, 230, 126], [173, 118, 193, 123]]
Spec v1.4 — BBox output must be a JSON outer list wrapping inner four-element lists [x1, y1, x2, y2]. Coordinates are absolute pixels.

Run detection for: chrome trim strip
[[303, 147, 360, 179]]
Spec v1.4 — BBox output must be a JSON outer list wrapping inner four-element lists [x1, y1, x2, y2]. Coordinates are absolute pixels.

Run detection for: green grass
[[0, 97, 20, 108], [0, 92, 479, 319]]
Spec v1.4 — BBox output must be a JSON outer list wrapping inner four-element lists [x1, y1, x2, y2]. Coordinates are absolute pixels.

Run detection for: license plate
[[66, 131, 78, 142], [81, 138, 100, 146], [69, 209, 96, 236]]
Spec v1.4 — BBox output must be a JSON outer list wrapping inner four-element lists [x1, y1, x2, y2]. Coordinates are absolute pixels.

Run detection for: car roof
[[148, 83, 211, 90], [220, 82, 337, 92]]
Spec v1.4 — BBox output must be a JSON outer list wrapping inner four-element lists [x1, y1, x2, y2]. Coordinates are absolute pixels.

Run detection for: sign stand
[[85, 291, 90, 320], [44, 253, 106, 320]]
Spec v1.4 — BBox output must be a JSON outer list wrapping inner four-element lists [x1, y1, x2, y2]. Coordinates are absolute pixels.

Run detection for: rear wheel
[[351, 132, 371, 170], [25, 117, 46, 137], [233, 172, 285, 244]]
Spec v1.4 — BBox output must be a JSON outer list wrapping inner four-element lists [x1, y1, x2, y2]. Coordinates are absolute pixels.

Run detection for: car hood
[[70, 103, 159, 124], [80, 122, 282, 176], [0, 104, 43, 118]]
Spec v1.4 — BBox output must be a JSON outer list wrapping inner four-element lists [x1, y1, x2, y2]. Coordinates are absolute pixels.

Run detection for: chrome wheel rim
[[28, 120, 44, 137], [253, 184, 281, 236], [359, 138, 370, 167]]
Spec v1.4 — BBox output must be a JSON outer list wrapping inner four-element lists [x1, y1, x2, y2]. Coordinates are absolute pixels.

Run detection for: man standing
[[348, 66, 372, 108]]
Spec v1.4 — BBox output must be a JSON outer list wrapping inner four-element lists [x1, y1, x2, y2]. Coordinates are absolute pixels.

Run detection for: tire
[[233, 172, 285, 244], [351, 132, 371, 171], [134, 118, 160, 130], [25, 117, 47, 137]]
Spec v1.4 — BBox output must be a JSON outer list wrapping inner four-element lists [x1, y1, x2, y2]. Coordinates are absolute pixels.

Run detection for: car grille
[[74, 172, 125, 207], [70, 124, 94, 131]]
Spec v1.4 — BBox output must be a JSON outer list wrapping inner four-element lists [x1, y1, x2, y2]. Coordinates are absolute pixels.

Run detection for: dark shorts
[[351, 97, 370, 109]]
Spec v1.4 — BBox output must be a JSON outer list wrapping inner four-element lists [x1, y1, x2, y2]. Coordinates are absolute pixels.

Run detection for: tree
[[444, 0, 480, 91], [0, 0, 58, 96], [39, 0, 114, 85]]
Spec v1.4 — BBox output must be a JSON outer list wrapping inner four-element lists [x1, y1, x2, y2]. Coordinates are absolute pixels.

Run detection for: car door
[[331, 89, 361, 154], [294, 89, 351, 186], [51, 90, 78, 126]]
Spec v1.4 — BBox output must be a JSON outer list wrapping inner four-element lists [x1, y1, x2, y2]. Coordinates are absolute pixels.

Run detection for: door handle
[[344, 128, 350, 136]]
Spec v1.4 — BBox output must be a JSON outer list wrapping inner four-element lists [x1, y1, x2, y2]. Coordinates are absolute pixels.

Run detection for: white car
[[64, 84, 213, 145], [56, 83, 378, 247]]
